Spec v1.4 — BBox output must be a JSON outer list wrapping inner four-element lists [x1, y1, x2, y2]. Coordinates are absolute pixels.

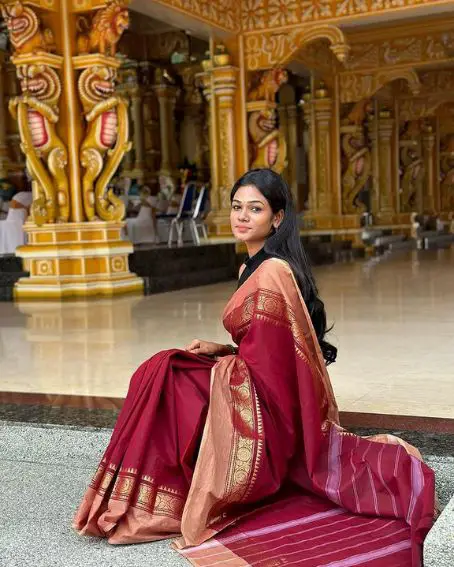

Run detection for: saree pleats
[[74, 259, 435, 566]]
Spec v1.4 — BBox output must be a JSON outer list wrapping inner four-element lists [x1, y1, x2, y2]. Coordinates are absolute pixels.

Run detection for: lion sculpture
[[76, 0, 129, 57]]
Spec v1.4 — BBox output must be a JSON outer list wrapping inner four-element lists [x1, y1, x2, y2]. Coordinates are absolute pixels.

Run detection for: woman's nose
[[238, 209, 249, 221]]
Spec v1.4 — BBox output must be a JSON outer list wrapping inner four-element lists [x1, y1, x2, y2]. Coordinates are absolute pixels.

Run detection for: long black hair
[[231, 168, 337, 365]]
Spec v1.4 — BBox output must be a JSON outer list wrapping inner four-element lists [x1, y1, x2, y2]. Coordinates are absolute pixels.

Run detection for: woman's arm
[[185, 339, 237, 357]]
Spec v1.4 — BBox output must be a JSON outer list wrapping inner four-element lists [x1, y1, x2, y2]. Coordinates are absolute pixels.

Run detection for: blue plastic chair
[[167, 183, 196, 247]]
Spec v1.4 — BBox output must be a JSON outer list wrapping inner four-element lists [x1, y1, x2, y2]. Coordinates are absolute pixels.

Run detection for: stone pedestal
[[15, 222, 143, 299]]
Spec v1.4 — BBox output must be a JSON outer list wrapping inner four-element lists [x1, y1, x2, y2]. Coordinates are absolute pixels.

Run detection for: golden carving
[[76, 0, 129, 56], [247, 69, 288, 173], [345, 31, 454, 72], [78, 63, 130, 221], [340, 100, 372, 214], [9, 63, 70, 224], [241, 0, 449, 32], [248, 108, 287, 173], [440, 134, 454, 212], [245, 25, 349, 71], [144, 0, 239, 32], [248, 68, 288, 103], [399, 121, 424, 212], [340, 68, 421, 103], [1, 1, 55, 55]]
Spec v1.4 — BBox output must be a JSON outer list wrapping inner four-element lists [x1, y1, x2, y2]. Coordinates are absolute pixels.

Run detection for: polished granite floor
[[1, 248, 453, 419], [1, 422, 453, 567]]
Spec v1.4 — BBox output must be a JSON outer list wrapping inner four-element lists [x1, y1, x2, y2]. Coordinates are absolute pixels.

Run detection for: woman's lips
[[235, 226, 251, 233]]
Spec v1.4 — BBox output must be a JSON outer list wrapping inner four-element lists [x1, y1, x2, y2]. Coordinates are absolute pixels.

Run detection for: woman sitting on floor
[[74, 168, 435, 567]]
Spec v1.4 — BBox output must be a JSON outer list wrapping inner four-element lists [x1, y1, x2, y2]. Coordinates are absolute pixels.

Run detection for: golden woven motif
[[90, 460, 185, 520], [224, 358, 264, 504]]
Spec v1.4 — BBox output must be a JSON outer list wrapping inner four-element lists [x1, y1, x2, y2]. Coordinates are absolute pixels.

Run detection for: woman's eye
[[251, 207, 262, 213], [232, 205, 241, 211]]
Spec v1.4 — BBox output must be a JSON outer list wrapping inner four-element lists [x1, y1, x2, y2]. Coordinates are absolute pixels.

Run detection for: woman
[[74, 169, 435, 567]]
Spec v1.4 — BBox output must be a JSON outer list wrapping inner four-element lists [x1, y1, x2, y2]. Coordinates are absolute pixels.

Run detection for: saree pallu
[[74, 258, 435, 567]]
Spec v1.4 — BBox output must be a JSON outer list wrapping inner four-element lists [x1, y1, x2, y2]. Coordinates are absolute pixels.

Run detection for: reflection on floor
[[0, 248, 453, 419]]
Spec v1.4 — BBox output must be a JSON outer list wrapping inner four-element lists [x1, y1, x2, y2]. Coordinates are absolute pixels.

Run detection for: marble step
[[424, 494, 454, 567]]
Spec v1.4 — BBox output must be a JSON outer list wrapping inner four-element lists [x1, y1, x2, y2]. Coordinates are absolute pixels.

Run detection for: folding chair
[[167, 183, 196, 247], [189, 186, 209, 246]]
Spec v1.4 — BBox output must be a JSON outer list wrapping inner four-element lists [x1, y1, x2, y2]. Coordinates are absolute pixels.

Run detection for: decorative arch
[[339, 68, 421, 103], [375, 69, 421, 96], [245, 25, 350, 71], [278, 24, 350, 68]]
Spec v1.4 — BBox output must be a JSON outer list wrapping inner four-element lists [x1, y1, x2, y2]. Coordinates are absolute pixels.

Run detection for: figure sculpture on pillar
[[399, 121, 424, 212], [248, 68, 288, 102], [78, 65, 131, 221], [9, 64, 70, 224], [248, 68, 289, 173], [440, 133, 454, 212], [76, 0, 129, 56], [248, 108, 287, 173], [340, 99, 372, 214], [0, 1, 55, 55]]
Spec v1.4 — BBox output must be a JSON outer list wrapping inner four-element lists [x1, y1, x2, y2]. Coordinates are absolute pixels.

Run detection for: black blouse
[[237, 248, 274, 289]]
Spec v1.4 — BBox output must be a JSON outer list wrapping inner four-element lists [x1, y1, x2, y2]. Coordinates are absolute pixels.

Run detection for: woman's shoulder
[[258, 256, 295, 286]]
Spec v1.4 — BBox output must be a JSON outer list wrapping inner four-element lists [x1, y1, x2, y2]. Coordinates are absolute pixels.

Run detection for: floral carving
[[242, 0, 266, 30], [336, 0, 368, 15], [268, 0, 298, 27], [151, 0, 239, 32], [300, 0, 333, 21]]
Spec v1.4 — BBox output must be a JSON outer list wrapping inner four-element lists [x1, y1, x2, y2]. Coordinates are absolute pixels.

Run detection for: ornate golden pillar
[[376, 110, 396, 224], [154, 82, 179, 181], [312, 87, 333, 217], [300, 92, 316, 219], [422, 125, 436, 213], [0, 52, 9, 177], [367, 114, 380, 215], [130, 86, 145, 180], [200, 64, 239, 235], [286, 105, 299, 210], [139, 63, 159, 177], [180, 67, 206, 173], [3, 0, 142, 300]]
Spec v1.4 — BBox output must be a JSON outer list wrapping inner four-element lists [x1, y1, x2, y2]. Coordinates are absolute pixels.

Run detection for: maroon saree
[[74, 258, 435, 566]]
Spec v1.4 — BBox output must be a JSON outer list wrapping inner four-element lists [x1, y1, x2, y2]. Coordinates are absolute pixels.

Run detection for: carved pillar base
[[14, 222, 143, 300]]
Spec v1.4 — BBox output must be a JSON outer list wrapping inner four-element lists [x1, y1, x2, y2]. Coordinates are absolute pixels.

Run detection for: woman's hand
[[185, 339, 233, 357]]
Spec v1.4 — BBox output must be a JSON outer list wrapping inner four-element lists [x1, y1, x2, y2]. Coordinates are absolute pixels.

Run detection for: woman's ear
[[273, 210, 284, 229]]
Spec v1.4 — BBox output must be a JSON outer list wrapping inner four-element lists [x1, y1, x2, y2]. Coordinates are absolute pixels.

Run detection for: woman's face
[[230, 184, 282, 243]]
